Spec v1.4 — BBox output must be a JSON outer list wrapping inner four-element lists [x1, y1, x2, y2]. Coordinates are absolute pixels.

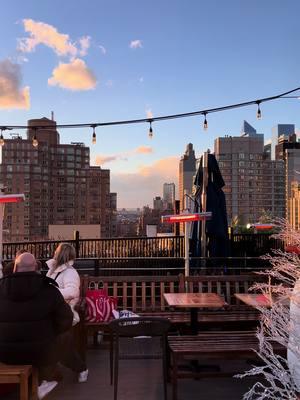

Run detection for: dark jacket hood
[[0, 272, 58, 302]]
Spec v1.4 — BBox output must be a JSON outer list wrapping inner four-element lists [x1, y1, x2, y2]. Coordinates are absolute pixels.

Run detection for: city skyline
[[0, 1, 300, 207]]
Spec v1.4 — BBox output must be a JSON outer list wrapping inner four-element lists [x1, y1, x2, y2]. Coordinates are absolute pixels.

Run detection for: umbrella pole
[[184, 192, 190, 279], [201, 151, 208, 268]]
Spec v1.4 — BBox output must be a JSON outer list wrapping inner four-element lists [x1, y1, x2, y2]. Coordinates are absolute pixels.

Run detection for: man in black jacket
[[0, 252, 73, 398]]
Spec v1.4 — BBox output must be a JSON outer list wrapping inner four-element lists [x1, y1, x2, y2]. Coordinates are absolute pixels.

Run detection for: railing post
[[74, 230, 80, 258]]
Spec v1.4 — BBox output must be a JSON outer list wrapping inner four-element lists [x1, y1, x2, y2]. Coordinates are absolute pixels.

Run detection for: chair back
[[109, 317, 171, 337]]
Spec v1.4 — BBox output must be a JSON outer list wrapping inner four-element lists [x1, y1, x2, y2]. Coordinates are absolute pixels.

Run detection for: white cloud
[[0, 59, 30, 109], [48, 58, 97, 90], [18, 19, 78, 57], [78, 36, 91, 56], [139, 77, 144, 83], [105, 80, 113, 87], [129, 40, 143, 49], [99, 45, 106, 55], [111, 156, 178, 208], [94, 146, 153, 166]]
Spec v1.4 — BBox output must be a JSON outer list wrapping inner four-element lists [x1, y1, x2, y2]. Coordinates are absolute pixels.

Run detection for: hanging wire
[[0, 86, 299, 132]]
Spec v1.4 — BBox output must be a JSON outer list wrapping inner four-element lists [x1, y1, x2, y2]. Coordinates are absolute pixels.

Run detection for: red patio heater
[[162, 211, 212, 277]]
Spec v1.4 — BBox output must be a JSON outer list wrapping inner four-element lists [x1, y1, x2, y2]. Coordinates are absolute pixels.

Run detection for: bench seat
[[168, 332, 285, 400]]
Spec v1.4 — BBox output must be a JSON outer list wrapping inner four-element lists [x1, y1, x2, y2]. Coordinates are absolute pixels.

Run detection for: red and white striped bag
[[85, 287, 117, 323]]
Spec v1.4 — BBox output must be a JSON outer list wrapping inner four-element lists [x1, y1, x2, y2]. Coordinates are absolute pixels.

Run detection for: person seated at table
[[0, 252, 73, 399], [46, 243, 88, 383]]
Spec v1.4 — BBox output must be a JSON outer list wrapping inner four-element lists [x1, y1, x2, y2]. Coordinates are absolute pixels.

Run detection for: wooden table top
[[163, 293, 226, 308], [234, 293, 272, 308]]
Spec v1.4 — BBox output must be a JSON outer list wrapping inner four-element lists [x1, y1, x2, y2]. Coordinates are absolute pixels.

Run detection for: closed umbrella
[[191, 152, 229, 271]]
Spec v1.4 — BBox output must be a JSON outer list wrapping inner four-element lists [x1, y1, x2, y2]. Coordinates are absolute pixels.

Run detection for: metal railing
[[2, 233, 284, 262]]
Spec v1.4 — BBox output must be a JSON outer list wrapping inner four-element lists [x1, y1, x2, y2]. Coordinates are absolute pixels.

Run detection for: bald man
[[0, 252, 73, 398]]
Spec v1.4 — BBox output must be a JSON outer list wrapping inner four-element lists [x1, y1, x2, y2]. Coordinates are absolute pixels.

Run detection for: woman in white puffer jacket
[[46, 243, 88, 383], [46, 244, 80, 326]]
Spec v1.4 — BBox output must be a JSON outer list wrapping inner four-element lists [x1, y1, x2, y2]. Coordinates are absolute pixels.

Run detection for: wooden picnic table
[[164, 293, 226, 334], [234, 293, 272, 308]]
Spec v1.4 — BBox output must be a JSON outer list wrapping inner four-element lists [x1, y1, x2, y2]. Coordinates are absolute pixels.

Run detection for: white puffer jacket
[[46, 259, 80, 325]]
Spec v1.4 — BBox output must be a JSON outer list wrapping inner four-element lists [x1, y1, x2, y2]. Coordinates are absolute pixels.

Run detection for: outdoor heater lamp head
[[0, 194, 25, 203]]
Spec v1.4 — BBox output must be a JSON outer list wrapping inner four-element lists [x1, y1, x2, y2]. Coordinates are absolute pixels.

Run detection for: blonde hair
[[53, 243, 76, 269]]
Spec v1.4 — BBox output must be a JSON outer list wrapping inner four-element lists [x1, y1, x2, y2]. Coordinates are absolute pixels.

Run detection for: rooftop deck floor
[[6, 345, 258, 400]]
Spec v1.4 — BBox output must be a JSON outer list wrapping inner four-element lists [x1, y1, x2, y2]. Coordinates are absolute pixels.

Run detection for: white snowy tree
[[238, 220, 300, 400]]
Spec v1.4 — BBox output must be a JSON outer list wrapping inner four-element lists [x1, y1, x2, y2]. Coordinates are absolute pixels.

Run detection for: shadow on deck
[[5, 345, 258, 400]]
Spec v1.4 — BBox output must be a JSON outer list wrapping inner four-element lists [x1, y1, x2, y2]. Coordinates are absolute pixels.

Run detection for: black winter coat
[[0, 271, 73, 366]]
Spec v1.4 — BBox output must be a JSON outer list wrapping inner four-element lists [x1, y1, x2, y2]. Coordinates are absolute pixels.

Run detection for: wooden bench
[[78, 274, 262, 357], [168, 331, 285, 400], [0, 364, 38, 400]]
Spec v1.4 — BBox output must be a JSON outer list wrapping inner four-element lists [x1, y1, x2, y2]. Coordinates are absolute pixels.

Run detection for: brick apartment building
[[214, 123, 285, 225], [0, 117, 117, 241]]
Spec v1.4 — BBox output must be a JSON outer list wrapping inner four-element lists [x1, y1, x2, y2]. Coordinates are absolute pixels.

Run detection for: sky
[[0, 0, 300, 208]]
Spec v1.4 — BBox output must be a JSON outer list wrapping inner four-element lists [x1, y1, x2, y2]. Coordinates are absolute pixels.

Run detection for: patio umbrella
[[190, 152, 229, 269]]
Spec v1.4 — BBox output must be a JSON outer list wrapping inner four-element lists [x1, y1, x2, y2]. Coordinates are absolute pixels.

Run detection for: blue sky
[[0, 0, 299, 207]]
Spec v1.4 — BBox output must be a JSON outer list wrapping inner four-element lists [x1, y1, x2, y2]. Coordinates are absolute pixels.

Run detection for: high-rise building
[[289, 182, 300, 230], [214, 125, 285, 225], [0, 117, 117, 241], [271, 124, 295, 160], [275, 133, 300, 225], [153, 196, 163, 211], [179, 143, 196, 211], [163, 183, 175, 208]]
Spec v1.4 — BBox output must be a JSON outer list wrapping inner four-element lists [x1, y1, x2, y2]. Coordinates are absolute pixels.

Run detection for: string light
[[256, 101, 262, 120], [0, 87, 298, 136], [92, 125, 97, 144], [0, 130, 4, 147], [203, 112, 208, 130], [148, 120, 153, 139], [32, 129, 38, 147]]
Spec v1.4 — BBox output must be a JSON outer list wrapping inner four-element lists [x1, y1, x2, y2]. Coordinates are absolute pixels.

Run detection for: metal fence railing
[[2, 233, 284, 262]]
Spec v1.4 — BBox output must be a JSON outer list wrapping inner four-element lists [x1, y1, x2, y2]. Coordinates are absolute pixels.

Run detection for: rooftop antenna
[[51, 111, 54, 121]]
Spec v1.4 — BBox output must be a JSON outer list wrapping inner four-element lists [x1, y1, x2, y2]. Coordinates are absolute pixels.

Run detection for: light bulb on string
[[203, 112, 208, 130], [256, 101, 262, 119], [0, 130, 4, 147], [32, 129, 38, 147], [92, 125, 97, 144], [148, 121, 153, 139]]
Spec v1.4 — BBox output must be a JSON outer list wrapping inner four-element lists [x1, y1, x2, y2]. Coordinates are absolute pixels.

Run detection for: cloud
[[111, 156, 178, 208], [48, 58, 97, 90], [95, 155, 122, 165], [78, 36, 91, 56], [94, 146, 153, 166], [105, 80, 113, 87], [135, 146, 153, 154], [0, 59, 30, 109], [129, 40, 143, 49], [99, 45, 106, 55], [18, 19, 78, 57], [139, 77, 144, 83]]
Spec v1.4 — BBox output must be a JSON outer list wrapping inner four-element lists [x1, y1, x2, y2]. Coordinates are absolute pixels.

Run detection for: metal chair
[[109, 317, 171, 400]]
